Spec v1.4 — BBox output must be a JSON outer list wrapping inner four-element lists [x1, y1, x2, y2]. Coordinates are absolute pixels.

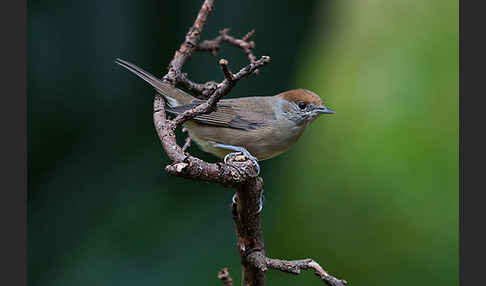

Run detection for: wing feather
[[166, 97, 274, 131]]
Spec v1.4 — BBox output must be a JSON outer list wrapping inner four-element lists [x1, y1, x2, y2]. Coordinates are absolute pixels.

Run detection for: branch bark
[[232, 177, 265, 286], [146, 0, 348, 285]]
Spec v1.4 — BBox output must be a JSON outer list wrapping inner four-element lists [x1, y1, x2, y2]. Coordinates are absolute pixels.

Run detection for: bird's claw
[[214, 143, 260, 175], [223, 152, 260, 174], [258, 189, 264, 213], [231, 189, 264, 214]]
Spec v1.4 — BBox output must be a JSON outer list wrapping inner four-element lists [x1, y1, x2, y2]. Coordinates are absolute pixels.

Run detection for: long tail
[[115, 58, 194, 106]]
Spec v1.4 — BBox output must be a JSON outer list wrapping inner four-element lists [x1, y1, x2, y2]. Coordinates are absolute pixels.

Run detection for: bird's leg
[[231, 189, 264, 213], [211, 142, 260, 175]]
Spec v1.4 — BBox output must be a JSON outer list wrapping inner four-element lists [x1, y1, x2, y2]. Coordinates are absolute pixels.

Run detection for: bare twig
[[245, 252, 347, 286], [266, 257, 347, 286], [198, 28, 259, 73], [170, 55, 270, 129], [217, 268, 234, 286], [181, 127, 192, 152], [219, 59, 234, 81], [164, 13, 263, 98]]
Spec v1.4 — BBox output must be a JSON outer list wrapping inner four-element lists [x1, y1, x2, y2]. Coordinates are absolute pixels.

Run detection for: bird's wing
[[166, 97, 273, 131]]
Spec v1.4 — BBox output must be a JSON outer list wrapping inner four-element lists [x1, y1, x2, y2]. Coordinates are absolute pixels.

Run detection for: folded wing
[[166, 97, 273, 131]]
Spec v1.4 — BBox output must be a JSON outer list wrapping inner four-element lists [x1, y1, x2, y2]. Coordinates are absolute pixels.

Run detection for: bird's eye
[[298, 101, 307, 110]]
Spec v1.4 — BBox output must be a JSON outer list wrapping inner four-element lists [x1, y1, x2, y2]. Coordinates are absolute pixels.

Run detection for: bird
[[116, 58, 335, 174]]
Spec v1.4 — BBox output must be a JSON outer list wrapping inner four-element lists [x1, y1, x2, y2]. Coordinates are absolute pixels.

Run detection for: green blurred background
[[28, 0, 458, 285]]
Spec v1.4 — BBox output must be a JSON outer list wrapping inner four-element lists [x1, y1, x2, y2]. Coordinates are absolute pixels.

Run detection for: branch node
[[166, 162, 189, 173], [219, 58, 234, 81], [247, 252, 268, 272]]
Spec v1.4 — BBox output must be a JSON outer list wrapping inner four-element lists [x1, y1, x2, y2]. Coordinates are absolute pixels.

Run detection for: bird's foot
[[259, 189, 264, 213], [211, 142, 260, 175]]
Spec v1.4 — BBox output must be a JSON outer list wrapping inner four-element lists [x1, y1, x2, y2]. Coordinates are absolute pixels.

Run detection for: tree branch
[[232, 177, 265, 286], [170, 55, 270, 129], [143, 1, 349, 285]]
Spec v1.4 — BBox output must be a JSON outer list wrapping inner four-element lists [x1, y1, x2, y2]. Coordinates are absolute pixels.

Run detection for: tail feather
[[115, 58, 194, 106]]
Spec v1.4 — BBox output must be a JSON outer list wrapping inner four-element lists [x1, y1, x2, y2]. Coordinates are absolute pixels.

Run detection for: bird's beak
[[315, 106, 335, 114]]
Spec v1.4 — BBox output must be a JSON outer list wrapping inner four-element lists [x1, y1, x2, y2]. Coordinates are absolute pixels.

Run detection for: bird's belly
[[184, 121, 305, 161]]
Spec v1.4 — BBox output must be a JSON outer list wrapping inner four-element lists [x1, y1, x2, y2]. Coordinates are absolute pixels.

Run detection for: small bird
[[116, 58, 335, 172]]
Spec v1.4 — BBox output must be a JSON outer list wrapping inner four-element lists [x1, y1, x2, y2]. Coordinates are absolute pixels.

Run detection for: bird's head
[[276, 89, 335, 125]]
